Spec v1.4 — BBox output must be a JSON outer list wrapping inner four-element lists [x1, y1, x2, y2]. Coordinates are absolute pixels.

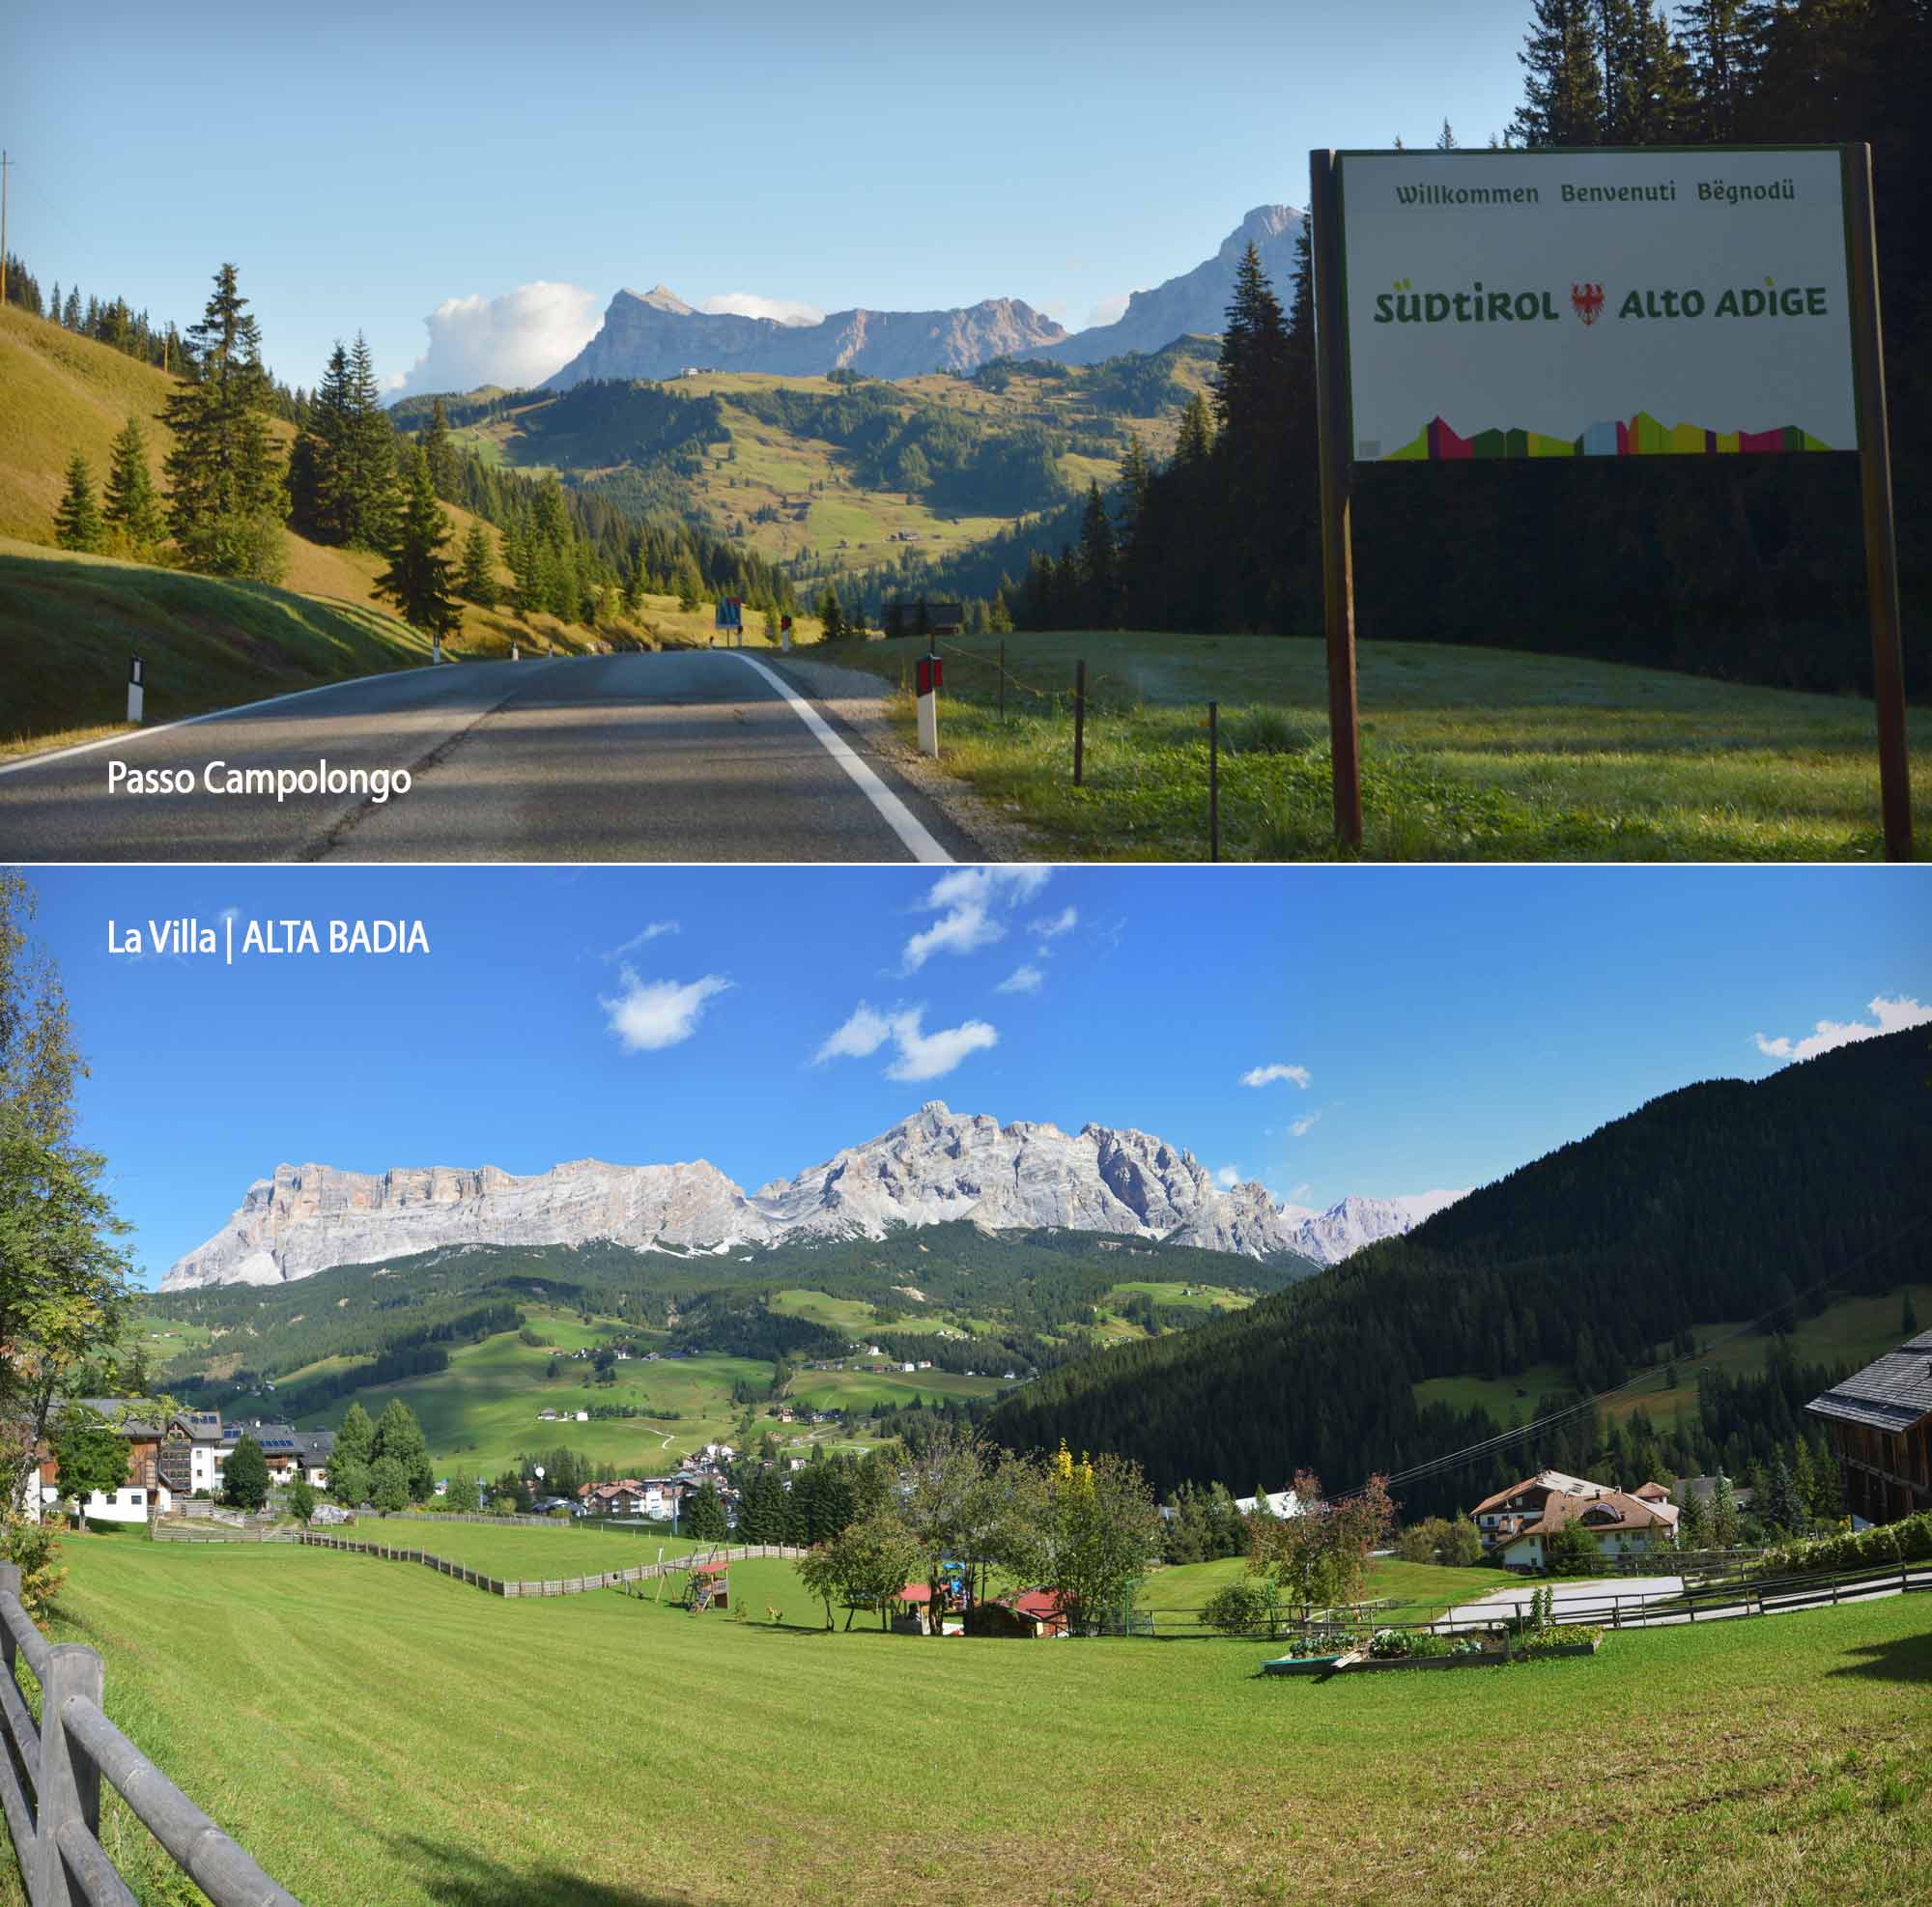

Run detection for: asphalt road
[[0, 652, 979, 863]]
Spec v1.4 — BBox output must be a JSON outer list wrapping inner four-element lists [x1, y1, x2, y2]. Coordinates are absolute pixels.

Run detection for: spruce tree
[[817, 582, 843, 640], [1681, 0, 1763, 141], [1622, 1, 1694, 143], [1077, 481, 1119, 627], [1512, 0, 1606, 145], [344, 334, 398, 552], [376, 448, 462, 640], [102, 417, 164, 552], [421, 397, 459, 498], [161, 263, 286, 579], [53, 453, 104, 552], [458, 521, 498, 606], [1175, 391, 1213, 466], [1598, 0, 1646, 140]]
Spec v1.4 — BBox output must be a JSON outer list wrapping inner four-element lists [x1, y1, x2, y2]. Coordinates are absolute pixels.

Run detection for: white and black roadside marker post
[[916, 643, 942, 757], [432, 632, 441, 666], [127, 654, 144, 725]]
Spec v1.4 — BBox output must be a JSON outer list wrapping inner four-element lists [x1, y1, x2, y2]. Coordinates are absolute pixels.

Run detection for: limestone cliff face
[[161, 1157, 759, 1291], [546, 287, 1066, 387], [1035, 205, 1305, 365], [162, 1102, 1451, 1291]]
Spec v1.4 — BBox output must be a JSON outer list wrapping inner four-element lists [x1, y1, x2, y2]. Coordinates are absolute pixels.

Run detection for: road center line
[[725, 652, 952, 864]]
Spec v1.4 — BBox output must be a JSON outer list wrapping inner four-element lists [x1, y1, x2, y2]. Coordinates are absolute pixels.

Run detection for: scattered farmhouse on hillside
[[1806, 1327, 1932, 1524], [1471, 1470, 1681, 1569], [31, 1404, 336, 1524]]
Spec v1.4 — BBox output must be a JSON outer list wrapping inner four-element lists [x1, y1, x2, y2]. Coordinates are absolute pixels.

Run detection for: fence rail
[[0, 1564, 298, 1907], [297, 1534, 808, 1599]]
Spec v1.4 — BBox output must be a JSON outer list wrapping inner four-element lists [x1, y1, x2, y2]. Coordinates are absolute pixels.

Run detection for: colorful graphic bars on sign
[[1336, 148, 1858, 464]]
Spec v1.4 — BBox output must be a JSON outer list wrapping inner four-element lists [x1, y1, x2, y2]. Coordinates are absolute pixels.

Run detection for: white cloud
[[601, 921, 680, 960], [1215, 1164, 1242, 1189], [1290, 1114, 1321, 1138], [996, 964, 1045, 995], [1087, 292, 1130, 328], [814, 1001, 997, 1081], [1028, 905, 1078, 942], [1752, 993, 1932, 1064], [898, 868, 1052, 975], [886, 1010, 999, 1082], [814, 1003, 896, 1065], [1241, 1063, 1312, 1090], [392, 281, 603, 400], [600, 967, 731, 1052], [696, 292, 825, 327]]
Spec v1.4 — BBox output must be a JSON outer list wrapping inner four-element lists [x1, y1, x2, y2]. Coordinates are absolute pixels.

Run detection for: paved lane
[[0, 651, 977, 863]]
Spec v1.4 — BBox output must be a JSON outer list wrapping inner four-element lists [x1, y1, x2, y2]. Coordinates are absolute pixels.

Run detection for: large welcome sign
[[1308, 143, 1910, 861], [1336, 148, 1858, 463]]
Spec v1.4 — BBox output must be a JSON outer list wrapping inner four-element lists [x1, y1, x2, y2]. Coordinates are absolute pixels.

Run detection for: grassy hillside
[[812, 627, 1930, 860], [21, 1539, 1930, 1905], [1414, 1281, 1932, 1429], [418, 342, 1216, 577], [0, 303, 809, 755]]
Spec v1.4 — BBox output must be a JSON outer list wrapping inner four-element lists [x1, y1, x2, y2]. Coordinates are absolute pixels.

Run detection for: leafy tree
[[53, 453, 104, 553], [0, 1514, 66, 1620], [683, 1478, 727, 1540], [288, 1475, 316, 1526], [370, 1398, 435, 1502], [1543, 1517, 1603, 1575], [0, 875, 133, 1518], [161, 263, 286, 580], [329, 1456, 370, 1506], [1249, 1471, 1394, 1614], [368, 1455, 410, 1513], [222, 1435, 270, 1512], [444, 1471, 481, 1514], [896, 1423, 988, 1636], [1019, 1443, 1163, 1633], [334, 1402, 375, 1469], [458, 522, 498, 607], [51, 1408, 128, 1527], [376, 449, 462, 640], [102, 418, 164, 552], [797, 1511, 923, 1631]]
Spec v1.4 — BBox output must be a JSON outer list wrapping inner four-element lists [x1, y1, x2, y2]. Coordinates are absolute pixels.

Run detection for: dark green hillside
[[146, 1222, 1315, 1412], [989, 1030, 1932, 1510]]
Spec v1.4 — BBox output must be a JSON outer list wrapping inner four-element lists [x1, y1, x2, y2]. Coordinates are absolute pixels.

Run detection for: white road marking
[[726, 652, 952, 864], [0, 670, 420, 777]]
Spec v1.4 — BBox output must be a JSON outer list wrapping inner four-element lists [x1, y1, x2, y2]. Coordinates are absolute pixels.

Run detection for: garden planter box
[[1262, 1654, 1349, 1675], [1353, 1650, 1502, 1671], [1514, 1635, 1604, 1661]]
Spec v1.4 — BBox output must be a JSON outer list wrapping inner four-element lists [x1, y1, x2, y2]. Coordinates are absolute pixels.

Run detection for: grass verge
[[812, 629, 1927, 860]]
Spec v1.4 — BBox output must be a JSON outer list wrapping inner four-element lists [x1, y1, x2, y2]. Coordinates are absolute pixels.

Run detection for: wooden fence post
[[35, 1643, 105, 1907]]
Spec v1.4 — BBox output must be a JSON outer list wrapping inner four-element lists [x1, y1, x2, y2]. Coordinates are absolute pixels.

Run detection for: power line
[[1335, 1205, 1932, 1504]]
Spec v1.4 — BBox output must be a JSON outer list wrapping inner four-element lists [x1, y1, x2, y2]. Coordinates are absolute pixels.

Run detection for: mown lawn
[[813, 628, 1928, 861], [9, 1540, 1928, 1905], [1138, 1555, 1521, 1626]]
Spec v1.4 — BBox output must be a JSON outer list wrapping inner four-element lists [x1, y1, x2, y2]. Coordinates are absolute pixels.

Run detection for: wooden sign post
[[1309, 141, 1912, 861]]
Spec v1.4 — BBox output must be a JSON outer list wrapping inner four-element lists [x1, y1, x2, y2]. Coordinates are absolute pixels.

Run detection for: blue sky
[[5, 0, 1533, 397], [15, 865, 1930, 1291]]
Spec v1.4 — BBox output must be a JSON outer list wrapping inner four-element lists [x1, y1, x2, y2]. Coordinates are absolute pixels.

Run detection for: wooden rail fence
[[297, 1534, 808, 1599], [0, 1564, 298, 1907]]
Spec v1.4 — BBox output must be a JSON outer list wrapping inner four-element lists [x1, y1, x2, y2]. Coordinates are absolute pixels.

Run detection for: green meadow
[[817, 628, 1928, 862], [11, 1539, 1928, 1905], [331, 1517, 708, 1581]]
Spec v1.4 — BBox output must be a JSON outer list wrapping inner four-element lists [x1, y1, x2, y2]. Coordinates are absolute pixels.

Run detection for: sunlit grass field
[[10, 1539, 1927, 1905], [816, 628, 1927, 861], [335, 1516, 707, 1580]]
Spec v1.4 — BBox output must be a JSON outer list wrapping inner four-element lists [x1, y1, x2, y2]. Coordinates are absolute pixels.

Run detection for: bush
[[1, 1514, 67, 1619], [1396, 1516, 1484, 1568], [1201, 1581, 1276, 1637], [1755, 1509, 1932, 1579]]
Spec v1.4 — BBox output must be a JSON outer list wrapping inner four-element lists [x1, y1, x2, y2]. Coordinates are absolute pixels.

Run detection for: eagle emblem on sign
[[1571, 283, 1606, 326]]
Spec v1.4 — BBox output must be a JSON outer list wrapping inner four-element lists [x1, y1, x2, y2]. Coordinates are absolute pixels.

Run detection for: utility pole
[[1, 151, 12, 308]]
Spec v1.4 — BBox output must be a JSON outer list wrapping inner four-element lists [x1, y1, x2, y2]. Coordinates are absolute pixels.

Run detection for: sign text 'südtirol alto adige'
[[1337, 148, 1857, 463]]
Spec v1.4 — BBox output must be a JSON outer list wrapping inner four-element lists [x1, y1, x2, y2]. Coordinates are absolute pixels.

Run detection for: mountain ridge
[[160, 1100, 1463, 1292]]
